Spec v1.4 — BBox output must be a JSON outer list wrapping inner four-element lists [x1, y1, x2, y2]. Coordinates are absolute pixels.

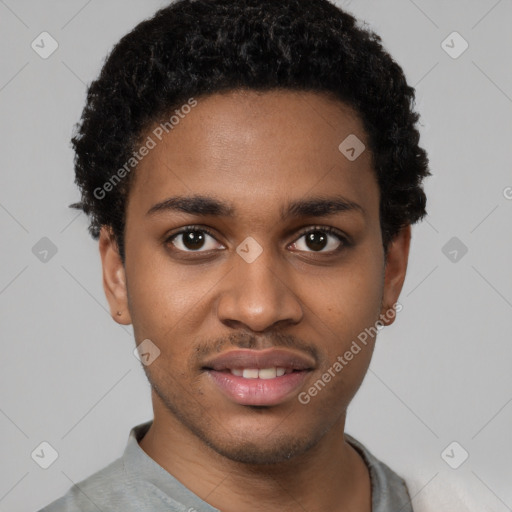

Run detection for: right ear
[[98, 226, 132, 325]]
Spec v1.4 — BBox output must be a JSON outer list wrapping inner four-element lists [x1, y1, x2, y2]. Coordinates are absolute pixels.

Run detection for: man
[[40, 0, 431, 510]]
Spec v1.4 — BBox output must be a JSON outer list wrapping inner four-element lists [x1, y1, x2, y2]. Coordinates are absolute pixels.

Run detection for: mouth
[[224, 367, 293, 378], [202, 348, 314, 406]]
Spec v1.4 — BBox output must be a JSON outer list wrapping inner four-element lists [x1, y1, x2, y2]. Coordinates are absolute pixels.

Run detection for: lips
[[203, 348, 315, 372], [203, 348, 315, 406]]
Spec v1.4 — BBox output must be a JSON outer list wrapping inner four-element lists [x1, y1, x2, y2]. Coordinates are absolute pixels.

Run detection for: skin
[[99, 90, 411, 512]]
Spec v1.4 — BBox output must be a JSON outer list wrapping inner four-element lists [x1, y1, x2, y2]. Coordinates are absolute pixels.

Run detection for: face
[[100, 90, 410, 464]]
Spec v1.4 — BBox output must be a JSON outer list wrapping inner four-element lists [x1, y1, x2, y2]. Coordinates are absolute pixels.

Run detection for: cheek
[[304, 250, 384, 347], [124, 243, 224, 344]]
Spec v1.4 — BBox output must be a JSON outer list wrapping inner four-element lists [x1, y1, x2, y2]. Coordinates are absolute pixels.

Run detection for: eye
[[166, 227, 225, 252], [289, 227, 348, 253]]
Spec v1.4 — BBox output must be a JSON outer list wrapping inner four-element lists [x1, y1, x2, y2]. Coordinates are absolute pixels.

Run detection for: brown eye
[[168, 228, 224, 252], [181, 230, 206, 250], [290, 227, 346, 253], [304, 231, 328, 251]]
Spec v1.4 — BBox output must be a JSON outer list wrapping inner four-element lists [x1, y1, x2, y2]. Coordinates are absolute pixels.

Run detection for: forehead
[[127, 90, 379, 223]]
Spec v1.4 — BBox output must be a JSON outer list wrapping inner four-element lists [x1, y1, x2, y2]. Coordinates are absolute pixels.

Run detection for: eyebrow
[[146, 194, 365, 220], [147, 195, 234, 217], [281, 196, 365, 220]]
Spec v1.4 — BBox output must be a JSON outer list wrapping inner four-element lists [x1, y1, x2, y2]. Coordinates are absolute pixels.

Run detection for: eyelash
[[164, 225, 350, 254], [294, 225, 349, 249]]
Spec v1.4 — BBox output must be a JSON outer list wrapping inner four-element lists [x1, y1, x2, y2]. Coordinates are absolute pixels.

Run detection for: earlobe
[[98, 226, 132, 325], [380, 225, 411, 327]]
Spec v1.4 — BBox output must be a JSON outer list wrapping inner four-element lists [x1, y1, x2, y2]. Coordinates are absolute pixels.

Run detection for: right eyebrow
[[146, 195, 235, 217]]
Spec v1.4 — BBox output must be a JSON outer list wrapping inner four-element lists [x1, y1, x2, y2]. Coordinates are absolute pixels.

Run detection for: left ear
[[380, 224, 411, 326]]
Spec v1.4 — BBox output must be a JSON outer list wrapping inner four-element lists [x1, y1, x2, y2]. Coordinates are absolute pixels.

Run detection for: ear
[[99, 226, 132, 325], [379, 224, 411, 326]]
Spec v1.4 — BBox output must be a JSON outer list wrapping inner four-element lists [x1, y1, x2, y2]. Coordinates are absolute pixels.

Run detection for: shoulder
[[37, 457, 137, 512], [345, 433, 413, 511], [38, 422, 155, 512], [344, 435, 499, 512]]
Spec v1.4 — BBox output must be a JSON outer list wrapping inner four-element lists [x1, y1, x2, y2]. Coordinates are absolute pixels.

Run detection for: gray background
[[1, 0, 511, 510]]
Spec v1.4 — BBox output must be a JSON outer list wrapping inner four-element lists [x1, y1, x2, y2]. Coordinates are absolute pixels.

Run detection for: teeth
[[259, 367, 277, 379], [242, 368, 259, 379], [230, 367, 287, 379]]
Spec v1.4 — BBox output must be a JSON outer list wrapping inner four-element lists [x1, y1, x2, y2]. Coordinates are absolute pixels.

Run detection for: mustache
[[193, 331, 320, 363]]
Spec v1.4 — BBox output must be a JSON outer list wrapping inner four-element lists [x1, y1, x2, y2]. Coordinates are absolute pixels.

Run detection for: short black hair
[[71, 0, 430, 262]]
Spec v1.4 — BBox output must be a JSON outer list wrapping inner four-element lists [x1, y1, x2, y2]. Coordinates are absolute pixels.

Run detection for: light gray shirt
[[39, 421, 413, 512]]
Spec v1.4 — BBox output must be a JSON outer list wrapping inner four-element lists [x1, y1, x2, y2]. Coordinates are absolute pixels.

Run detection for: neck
[[138, 392, 371, 512]]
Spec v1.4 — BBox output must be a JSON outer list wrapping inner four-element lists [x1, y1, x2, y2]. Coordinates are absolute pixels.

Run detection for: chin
[[200, 429, 322, 465]]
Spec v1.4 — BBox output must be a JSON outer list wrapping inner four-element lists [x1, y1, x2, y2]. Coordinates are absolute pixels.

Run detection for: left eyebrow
[[281, 196, 365, 221]]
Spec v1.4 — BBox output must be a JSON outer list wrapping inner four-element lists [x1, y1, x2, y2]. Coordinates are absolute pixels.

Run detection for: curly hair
[[71, 0, 430, 262]]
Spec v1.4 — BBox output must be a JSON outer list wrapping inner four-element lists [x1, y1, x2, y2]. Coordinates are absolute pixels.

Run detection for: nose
[[215, 249, 304, 333]]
